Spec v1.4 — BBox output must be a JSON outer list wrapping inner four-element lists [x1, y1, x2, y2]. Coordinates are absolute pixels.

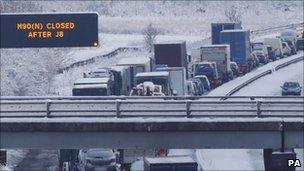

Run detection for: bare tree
[[225, 6, 242, 23], [142, 23, 160, 52]]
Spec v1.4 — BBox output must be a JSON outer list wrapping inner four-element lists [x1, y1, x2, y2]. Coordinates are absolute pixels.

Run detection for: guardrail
[[59, 46, 140, 72], [1, 98, 303, 118], [275, 55, 304, 71], [225, 55, 304, 97]]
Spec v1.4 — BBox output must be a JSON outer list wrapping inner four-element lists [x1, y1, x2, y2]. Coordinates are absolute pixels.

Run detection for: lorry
[[264, 38, 283, 59], [153, 41, 188, 77], [200, 45, 232, 83], [155, 67, 187, 96], [72, 77, 112, 96], [220, 29, 252, 74], [144, 156, 198, 171], [116, 57, 151, 86], [211, 22, 242, 44], [134, 71, 173, 96], [83, 67, 132, 96]]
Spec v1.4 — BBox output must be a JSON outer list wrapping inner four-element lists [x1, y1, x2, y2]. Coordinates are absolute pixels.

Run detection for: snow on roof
[[117, 57, 150, 65], [201, 44, 230, 48], [221, 29, 248, 33], [136, 71, 169, 77], [154, 40, 186, 44], [110, 66, 127, 72], [74, 78, 110, 85], [145, 156, 196, 164], [73, 84, 107, 89], [211, 22, 241, 25]]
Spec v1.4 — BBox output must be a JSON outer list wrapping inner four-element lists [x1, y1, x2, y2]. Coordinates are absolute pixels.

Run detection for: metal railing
[[1, 97, 303, 118]]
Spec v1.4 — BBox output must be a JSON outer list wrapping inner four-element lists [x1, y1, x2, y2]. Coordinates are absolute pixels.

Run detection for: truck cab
[[193, 62, 219, 88], [72, 77, 112, 96], [135, 71, 172, 96]]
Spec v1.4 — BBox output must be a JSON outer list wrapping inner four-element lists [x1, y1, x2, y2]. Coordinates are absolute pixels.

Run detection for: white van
[[264, 38, 283, 58]]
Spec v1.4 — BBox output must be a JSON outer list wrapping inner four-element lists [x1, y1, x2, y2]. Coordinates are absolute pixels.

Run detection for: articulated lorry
[[220, 29, 252, 74], [134, 66, 187, 96], [211, 22, 242, 44], [72, 77, 112, 96], [117, 57, 151, 86], [154, 41, 188, 77]]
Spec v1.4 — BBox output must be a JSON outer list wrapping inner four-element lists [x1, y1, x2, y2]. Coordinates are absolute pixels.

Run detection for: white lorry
[[117, 57, 151, 86], [264, 38, 283, 58], [72, 77, 112, 96], [192, 45, 232, 83]]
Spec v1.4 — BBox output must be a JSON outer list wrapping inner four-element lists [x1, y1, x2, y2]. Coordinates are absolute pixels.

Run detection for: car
[[190, 78, 205, 95], [186, 81, 196, 96], [266, 45, 276, 61], [78, 149, 116, 171], [194, 75, 211, 92], [252, 50, 268, 64], [285, 40, 297, 54], [230, 62, 240, 77], [282, 42, 292, 56], [281, 82, 302, 96], [296, 38, 304, 50]]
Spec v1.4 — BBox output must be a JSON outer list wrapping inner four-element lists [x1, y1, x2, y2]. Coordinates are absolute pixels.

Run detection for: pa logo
[[288, 159, 301, 167]]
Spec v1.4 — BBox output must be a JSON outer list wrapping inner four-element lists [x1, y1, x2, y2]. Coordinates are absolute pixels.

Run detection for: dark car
[[230, 62, 240, 77], [281, 82, 302, 96], [296, 38, 304, 50], [285, 40, 297, 54], [194, 75, 211, 91]]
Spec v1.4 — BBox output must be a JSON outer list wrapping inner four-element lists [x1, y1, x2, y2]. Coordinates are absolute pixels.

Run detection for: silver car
[[78, 149, 116, 171], [281, 82, 302, 96]]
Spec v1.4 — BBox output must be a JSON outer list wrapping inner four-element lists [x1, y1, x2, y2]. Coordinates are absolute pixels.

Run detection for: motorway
[[196, 55, 304, 171]]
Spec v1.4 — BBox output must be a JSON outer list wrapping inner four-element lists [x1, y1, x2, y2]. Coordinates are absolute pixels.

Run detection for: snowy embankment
[[63, 33, 202, 67], [196, 51, 304, 171]]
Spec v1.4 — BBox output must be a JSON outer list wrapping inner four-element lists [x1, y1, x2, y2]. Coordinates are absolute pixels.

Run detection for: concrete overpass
[[1, 96, 303, 149]]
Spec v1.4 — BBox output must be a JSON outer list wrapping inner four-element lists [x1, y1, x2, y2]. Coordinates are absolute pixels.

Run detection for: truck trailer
[[220, 29, 252, 74], [211, 22, 242, 44], [144, 156, 198, 171], [200, 44, 232, 83], [153, 41, 188, 77], [155, 67, 187, 96], [117, 57, 151, 86]]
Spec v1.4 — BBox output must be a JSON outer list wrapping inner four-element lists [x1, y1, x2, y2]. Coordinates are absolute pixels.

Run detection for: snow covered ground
[[0, 149, 29, 171]]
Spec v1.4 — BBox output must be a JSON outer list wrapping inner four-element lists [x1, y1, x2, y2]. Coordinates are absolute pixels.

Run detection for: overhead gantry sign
[[0, 13, 98, 48]]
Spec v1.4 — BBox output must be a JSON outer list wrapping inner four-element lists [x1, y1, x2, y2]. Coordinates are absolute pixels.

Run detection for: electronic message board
[[0, 13, 98, 48]]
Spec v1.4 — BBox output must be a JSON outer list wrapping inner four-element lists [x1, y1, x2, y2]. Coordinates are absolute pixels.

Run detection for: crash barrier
[[251, 22, 304, 35], [225, 55, 304, 97], [224, 70, 272, 97], [1, 97, 303, 118], [275, 55, 304, 71], [59, 46, 139, 72]]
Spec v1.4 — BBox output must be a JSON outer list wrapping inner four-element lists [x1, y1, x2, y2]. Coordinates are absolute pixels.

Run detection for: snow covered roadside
[[0, 149, 29, 171]]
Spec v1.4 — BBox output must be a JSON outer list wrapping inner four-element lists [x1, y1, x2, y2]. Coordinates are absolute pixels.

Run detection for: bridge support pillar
[[263, 149, 296, 171], [0, 150, 7, 166]]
